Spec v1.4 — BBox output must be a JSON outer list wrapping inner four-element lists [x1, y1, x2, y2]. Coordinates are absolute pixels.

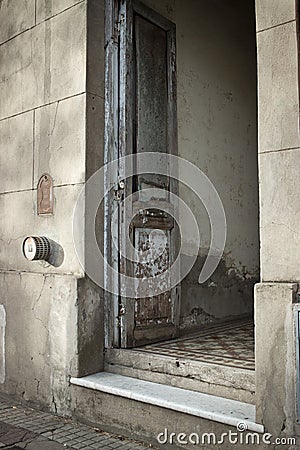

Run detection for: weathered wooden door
[[117, 0, 180, 347]]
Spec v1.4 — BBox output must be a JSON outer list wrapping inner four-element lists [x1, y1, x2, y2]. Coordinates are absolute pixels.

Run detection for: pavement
[[0, 393, 155, 449]]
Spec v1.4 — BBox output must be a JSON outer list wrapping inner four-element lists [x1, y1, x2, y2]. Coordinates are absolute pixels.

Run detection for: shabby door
[[116, 0, 180, 347]]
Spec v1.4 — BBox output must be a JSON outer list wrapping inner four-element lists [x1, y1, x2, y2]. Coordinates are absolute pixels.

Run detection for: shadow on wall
[[47, 239, 65, 267]]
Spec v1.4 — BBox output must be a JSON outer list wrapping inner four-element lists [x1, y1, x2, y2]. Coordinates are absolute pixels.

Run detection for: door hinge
[[113, 13, 125, 43], [114, 180, 125, 201], [115, 304, 126, 328], [119, 303, 126, 316]]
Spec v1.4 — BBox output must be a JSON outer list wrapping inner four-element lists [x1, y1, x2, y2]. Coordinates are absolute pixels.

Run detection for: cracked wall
[[0, 273, 78, 415], [0, 0, 105, 413]]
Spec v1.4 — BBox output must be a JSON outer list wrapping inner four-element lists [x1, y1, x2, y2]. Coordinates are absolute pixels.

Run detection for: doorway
[[104, 0, 258, 396]]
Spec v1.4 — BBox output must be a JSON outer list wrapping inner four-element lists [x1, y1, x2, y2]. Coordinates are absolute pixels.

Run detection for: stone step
[[105, 348, 255, 404], [70, 372, 263, 434]]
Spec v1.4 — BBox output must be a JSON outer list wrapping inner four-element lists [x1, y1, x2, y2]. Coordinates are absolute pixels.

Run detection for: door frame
[[104, 0, 180, 349], [104, 0, 121, 349]]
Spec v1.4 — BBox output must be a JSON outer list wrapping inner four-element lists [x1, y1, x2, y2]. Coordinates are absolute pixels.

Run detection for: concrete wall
[[142, 0, 259, 329], [255, 0, 300, 439], [0, 0, 105, 413]]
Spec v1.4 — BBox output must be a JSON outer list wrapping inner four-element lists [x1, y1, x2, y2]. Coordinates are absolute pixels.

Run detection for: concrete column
[[255, 283, 297, 436], [255, 0, 300, 438]]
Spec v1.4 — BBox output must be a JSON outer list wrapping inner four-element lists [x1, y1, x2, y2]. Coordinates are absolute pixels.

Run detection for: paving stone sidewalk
[[0, 393, 156, 449]]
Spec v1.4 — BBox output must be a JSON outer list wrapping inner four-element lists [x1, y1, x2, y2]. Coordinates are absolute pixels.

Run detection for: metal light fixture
[[22, 236, 51, 261]]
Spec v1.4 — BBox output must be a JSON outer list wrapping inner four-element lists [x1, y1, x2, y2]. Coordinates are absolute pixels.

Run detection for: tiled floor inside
[[136, 317, 255, 370]]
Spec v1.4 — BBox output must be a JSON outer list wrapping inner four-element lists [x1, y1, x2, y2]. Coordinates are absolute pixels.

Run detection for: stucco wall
[[142, 0, 259, 328], [0, 0, 105, 413]]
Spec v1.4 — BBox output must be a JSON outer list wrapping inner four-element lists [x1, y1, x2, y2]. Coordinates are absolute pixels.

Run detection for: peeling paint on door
[[134, 228, 171, 326], [116, 0, 180, 347]]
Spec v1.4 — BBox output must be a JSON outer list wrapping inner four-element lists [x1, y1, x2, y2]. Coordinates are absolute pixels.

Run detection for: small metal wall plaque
[[37, 173, 53, 215]]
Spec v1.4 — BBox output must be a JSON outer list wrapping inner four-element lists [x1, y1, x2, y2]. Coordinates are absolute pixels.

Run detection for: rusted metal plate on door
[[37, 173, 53, 215]]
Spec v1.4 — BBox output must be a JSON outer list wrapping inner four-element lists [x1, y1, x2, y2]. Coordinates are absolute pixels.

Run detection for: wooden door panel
[[118, 0, 180, 347], [135, 15, 169, 192]]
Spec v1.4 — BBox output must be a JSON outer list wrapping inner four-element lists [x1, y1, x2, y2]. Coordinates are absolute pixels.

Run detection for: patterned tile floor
[[0, 393, 156, 449], [136, 318, 255, 370]]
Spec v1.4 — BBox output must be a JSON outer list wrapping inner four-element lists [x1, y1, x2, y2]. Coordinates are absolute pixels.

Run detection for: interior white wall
[[176, 0, 258, 272], [141, 0, 259, 327]]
